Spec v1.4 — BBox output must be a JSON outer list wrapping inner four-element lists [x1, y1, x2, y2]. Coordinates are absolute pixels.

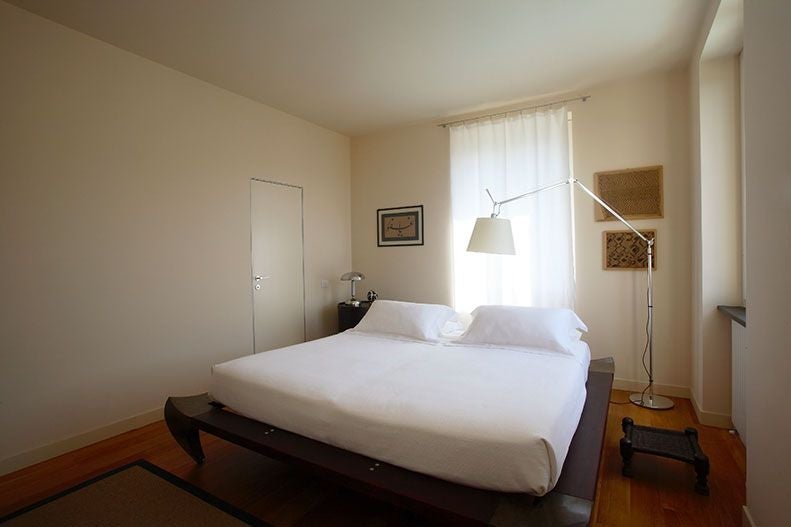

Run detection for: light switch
[[320, 279, 329, 289]]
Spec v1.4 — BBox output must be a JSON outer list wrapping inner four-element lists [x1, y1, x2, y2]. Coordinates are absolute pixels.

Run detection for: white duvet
[[209, 331, 589, 495]]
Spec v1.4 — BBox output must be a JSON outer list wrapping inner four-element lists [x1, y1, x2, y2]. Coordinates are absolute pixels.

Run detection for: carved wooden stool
[[620, 417, 710, 495]]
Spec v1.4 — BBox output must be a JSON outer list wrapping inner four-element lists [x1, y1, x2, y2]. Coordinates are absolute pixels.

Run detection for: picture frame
[[594, 165, 664, 221], [377, 205, 424, 247], [603, 229, 657, 270]]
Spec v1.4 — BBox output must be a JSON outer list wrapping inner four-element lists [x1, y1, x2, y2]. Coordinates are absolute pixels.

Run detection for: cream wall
[[743, 1, 791, 525], [351, 125, 452, 305], [0, 3, 351, 473], [351, 68, 693, 393], [572, 69, 692, 394]]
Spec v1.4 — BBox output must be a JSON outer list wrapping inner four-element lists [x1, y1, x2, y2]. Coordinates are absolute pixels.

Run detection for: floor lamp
[[467, 177, 673, 410]]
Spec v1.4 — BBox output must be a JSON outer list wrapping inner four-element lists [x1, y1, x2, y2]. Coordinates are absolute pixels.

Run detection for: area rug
[[0, 460, 269, 526]]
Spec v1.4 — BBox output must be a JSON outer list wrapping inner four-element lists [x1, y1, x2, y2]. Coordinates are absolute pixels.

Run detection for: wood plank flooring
[[0, 390, 745, 526]]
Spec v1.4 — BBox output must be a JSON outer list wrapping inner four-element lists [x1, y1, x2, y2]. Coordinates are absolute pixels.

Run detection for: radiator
[[731, 321, 748, 444]]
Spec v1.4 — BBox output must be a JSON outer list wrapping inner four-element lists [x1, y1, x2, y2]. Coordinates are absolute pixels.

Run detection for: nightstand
[[337, 301, 371, 332]]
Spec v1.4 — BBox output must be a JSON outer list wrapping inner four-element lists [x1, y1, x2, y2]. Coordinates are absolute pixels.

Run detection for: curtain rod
[[437, 95, 591, 128]]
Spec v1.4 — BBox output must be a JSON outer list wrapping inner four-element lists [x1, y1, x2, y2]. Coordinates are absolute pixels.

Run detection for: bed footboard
[[164, 357, 615, 526], [164, 396, 207, 464]]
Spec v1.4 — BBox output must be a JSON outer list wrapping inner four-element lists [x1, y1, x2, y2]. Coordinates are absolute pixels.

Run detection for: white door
[[251, 179, 305, 352]]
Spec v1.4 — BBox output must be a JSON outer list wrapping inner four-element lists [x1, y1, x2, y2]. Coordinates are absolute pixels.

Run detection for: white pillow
[[439, 311, 473, 339], [457, 305, 588, 354], [354, 300, 456, 342]]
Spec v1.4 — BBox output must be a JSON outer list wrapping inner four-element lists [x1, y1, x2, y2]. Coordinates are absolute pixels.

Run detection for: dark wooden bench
[[620, 417, 710, 495]]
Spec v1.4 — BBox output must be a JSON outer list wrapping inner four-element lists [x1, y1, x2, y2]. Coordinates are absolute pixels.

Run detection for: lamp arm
[[481, 176, 664, 408], [486, 178, 652, 245], [485, 188, 500, 217], [571, 179, 651, 245], [485, 179, 571, 218], [488, 179, 571, 209]]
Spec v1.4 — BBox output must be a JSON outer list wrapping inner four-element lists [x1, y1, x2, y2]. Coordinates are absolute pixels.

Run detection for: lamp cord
[[609, 278, 652, 406], [639, 280, 652, 404]]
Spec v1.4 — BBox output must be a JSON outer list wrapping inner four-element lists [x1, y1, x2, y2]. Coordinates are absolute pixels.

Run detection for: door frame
[[249, 178, 307, 354]]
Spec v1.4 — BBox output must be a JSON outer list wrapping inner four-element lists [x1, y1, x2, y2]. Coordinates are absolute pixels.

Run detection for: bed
[[165, 303, 613, 526]]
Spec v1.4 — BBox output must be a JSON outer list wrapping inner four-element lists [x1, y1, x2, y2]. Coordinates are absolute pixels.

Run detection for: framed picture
[[603, 229, 656, 270], [377, 205, 423, 247], [594, 165, 663, 221]]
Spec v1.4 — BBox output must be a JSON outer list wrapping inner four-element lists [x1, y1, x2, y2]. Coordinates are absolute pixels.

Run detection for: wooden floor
[[0, 390, 745, 526]]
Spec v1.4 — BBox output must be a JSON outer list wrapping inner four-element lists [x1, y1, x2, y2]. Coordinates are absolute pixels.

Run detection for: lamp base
[[629, 392, 675, 410]]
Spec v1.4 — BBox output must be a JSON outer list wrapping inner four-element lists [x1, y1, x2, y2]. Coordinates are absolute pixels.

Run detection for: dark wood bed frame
[[165, 357, 614, 527]]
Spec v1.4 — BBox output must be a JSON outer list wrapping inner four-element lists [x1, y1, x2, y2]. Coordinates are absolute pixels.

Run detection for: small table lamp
[[340, 272, 366, 306]]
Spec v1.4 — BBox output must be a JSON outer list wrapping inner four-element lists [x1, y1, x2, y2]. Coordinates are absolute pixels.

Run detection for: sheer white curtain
[[450, 106, 574, 312]]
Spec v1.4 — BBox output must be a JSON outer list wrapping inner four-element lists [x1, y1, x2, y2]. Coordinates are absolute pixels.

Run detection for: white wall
[[351, 68, 693, 394], [688, 2, 719, 419], [743, 2, 791, 525], [698, 55, 743, 420], [0, 3, 351, 473], [688, 0, 745, 428]]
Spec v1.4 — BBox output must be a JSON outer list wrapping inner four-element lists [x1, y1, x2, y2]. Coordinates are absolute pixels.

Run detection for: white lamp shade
[[466, 217, 516, 255]]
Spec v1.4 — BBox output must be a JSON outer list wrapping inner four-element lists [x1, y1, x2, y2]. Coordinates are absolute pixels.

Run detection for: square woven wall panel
[[603, 229, 656, 270], [594, 166, 663, 221]]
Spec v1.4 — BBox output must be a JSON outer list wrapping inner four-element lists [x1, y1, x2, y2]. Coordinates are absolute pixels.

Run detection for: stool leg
[[685, 427, 710, 496], [694, 454, 710, 495], [620, 417, 635, 477], [620, 437, 634, 477]]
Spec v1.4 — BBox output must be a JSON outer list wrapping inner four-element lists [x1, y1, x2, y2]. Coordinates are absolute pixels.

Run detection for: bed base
[[165, 357, 614, 526]]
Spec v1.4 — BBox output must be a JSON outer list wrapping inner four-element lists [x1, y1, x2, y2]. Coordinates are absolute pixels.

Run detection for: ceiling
[[702, 0, 743, 60], [8, 0, 710, 136]]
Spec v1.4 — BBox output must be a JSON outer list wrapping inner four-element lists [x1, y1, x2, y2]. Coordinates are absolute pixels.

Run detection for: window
[[449, 106, 575, 312]]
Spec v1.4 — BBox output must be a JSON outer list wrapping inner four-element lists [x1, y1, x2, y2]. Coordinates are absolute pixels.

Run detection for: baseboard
[[742, 506, 757, 527], [690, 394, 733, 429], [0, 407, 163, 477], [612, 377, 691, 399]]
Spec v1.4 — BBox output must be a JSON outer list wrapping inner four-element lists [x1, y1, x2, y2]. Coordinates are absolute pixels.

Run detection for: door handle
[[254, 275, 271, 290], [254, 275, 271, 291]]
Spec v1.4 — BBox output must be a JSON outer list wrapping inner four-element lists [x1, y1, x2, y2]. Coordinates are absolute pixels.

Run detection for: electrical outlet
[[320, 279, 329, 289]]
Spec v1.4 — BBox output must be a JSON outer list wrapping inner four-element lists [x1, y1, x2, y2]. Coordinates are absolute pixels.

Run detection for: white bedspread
[[209, 331, 589, 495]]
